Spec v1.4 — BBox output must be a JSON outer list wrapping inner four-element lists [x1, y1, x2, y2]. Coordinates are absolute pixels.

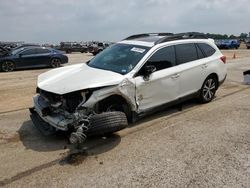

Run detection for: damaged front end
[[30, 88, 93, 144]]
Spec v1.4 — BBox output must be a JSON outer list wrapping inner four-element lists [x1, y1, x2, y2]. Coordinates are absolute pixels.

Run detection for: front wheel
[[51, 58, 61, 68], [198, 76, 218, 103], [1, 61, 15, 72], [87, 111, 128, 137]]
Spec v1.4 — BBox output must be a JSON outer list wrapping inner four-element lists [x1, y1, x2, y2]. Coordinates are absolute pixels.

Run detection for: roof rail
[[155, 32, 208, 44], [124, 33, 173, 40]]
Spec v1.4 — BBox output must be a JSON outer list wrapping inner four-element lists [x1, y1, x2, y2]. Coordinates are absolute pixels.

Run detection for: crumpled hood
[[38, 63, 124, 94]]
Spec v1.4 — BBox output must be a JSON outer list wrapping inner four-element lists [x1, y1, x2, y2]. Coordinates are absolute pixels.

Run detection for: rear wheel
[[87, 111, 128, 137], [51, 58, 61, 68], [198, 76, 218, 103], [199, 76, 218, 103], [1, 61, 15, 72]]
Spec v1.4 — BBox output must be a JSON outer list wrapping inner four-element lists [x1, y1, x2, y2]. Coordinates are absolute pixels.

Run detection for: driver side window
[[138, 46, 176, 75]]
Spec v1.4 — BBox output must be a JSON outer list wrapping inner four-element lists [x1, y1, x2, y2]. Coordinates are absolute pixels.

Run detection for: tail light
[[220, 55, 226, 64]]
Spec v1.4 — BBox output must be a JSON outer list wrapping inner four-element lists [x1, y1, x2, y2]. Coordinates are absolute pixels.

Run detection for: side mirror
[[143, 65, 156, 80], [19, 53, 23, 57]]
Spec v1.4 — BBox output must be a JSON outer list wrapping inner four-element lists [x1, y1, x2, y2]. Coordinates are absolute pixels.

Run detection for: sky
[[0, 0, 249, 43]]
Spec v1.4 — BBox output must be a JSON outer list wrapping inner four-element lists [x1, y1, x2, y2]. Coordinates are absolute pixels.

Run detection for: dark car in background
[[89, 42, 111, 55], [59, 42, 88, 54], [246, 38, 250, 49], [0, 46, 68, 72], [216, 39, 240, 49], [0, 46, 9, 57], [11, 44, 40, 51]]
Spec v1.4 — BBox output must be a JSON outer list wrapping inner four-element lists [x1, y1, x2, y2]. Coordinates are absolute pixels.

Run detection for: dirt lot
[[0, 50, 249, 187]]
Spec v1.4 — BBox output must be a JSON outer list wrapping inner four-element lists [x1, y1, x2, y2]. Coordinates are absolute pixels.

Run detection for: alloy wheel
[[2, 61, 14, 72], [51, 58, 61, 68], [202, 78, 216, 101]]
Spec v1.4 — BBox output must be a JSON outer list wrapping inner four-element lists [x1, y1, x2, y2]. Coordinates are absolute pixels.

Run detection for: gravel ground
[[0, 50, 249, 187]]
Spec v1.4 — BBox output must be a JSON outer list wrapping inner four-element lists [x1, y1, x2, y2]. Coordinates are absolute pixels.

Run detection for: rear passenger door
[[175, 43, 207, 97], [135, 46, 180, 112]]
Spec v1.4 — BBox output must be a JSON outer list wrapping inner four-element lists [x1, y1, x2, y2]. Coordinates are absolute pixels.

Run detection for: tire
[[1, 61, 15, 72], [99, 97, 132, 122], [51, 58, 61, 68], [87, 111, 128, 137], [198, 76, 218, 103]]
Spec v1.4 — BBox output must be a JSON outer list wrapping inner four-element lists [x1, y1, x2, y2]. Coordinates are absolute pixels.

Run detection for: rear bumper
[[61, 56, 68, 64]]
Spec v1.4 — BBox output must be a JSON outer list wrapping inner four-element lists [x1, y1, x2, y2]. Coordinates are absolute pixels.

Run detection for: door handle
[[171, 74, 180, 79]]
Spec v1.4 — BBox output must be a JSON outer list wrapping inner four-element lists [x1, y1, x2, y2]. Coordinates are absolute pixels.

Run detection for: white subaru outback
[[30, 32, 227, 144]]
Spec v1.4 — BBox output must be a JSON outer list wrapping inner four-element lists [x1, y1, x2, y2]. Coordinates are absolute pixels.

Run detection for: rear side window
[[146, 46, 176, 71], [197, 43, 216, 57], [175, 43, 198, 64], [21, 49, 37, 55], [36, 48, 50, 54]]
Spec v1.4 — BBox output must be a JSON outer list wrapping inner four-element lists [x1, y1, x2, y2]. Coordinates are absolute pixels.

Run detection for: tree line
[[206, 33, 249, 40]]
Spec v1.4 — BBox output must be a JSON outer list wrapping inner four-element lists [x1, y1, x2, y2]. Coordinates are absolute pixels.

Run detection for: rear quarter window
[[197, 43, 216, 57]]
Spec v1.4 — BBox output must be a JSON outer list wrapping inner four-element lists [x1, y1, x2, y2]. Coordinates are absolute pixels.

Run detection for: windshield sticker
[[131, 47, 146, 53]]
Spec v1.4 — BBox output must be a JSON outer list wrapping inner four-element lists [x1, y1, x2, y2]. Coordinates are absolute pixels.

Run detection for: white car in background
[[30, 32, 227, 144]]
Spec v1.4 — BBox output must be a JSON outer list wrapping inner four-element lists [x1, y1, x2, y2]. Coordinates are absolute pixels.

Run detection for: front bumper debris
[[32, 94, 69, 131], [29, 107, 57, 136], [30, 94, 92, 144]]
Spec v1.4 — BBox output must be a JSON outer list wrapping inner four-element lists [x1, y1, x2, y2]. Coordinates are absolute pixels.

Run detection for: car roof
[[20, 46, 50, 50], [120, 32, 209, 47]]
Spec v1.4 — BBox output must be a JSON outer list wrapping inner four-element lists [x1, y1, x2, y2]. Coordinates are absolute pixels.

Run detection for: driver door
[[134, 46, 180, 112], [19, 48, 38, 67]]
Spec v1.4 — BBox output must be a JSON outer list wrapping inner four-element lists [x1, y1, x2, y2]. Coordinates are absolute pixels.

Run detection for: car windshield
[[11, 48, 25, 55], [88, 43, 150, 75]]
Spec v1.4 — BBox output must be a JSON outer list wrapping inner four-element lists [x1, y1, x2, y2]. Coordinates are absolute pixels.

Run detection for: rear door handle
[[171, 73, 180, 79]]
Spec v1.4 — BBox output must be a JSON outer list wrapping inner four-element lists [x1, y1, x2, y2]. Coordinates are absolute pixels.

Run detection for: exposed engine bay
[[31, 88, 94, 144]]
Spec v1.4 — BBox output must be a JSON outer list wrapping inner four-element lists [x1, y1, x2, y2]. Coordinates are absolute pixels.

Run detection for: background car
[[0, 46, 68, 72], [11, 43, 40, 51], [245, 38, 250, 49], [0, 46, 9, 57], [89, 42, 111, 55], [59, 42, 88, 53], [216, 39, 240, 49]]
